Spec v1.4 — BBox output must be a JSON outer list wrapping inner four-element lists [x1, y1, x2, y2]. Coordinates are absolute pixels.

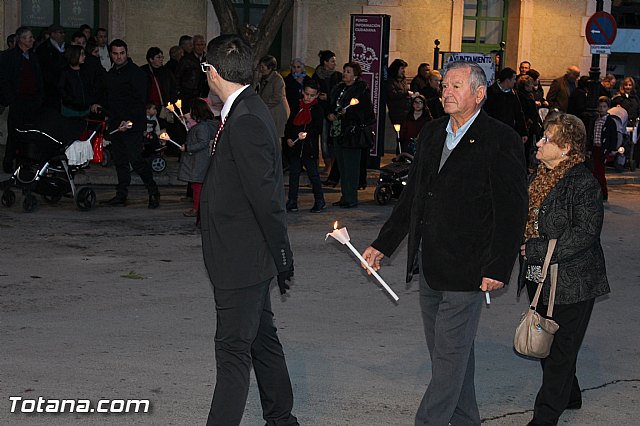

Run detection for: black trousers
[[207, 280, 298, 426], [110, 129, 157, 199], [526, 281, 595, 426], [3, 99, 42, 172]]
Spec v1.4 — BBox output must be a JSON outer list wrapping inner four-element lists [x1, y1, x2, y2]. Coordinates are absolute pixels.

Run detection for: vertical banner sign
[[350, 14, 390, 165]]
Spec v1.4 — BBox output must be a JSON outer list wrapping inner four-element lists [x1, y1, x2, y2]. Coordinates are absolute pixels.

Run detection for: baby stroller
[[605, 106, 637, 172], [1, 117, 98, 212], [374, 138, 415, 205], [144, 119, 168, 173]]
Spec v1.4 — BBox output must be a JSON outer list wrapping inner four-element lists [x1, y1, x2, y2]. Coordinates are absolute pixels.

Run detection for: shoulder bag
[[514, 239, 559, 358]]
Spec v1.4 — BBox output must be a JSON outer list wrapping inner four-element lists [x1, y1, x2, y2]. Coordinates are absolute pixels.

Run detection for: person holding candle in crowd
[[285, 79, 326, 213], [199, 34, 298, 426], [362, 61, 527, 426], [177, 98, 217, 220], [327, 61, 375, 208], [91, 39, 160, 209]]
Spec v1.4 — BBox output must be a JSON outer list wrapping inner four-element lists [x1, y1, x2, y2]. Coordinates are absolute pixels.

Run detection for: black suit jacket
[[372, 110, 528, 291], [200, 87, 293, 290]]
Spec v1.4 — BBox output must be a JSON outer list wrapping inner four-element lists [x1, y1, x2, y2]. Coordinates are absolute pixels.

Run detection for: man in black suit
[[200, 34, 298, 426], [363, 61, 527, 426]]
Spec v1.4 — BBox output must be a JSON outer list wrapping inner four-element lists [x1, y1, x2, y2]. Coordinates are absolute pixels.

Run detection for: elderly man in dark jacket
[[363, 61, 527, 426], [547, 66, 580, 112], [91, 39, 159, 209], [176, 34, 208, 112], [0, 26, 44, 173]]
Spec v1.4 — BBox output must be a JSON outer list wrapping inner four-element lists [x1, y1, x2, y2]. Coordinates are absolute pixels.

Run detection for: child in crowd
[[285, 79, 326, 213], [145, 103, 163, 138], [144, 102, 165, 153], [177, 98, 217, 220]]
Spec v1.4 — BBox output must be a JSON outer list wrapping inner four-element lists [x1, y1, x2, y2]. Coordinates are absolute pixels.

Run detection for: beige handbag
[[514, 239, 559, 358]]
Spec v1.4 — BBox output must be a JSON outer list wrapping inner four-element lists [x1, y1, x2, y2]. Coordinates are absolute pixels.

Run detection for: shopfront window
[[21, 0, 98, 40], [462, 0, 508, 53]]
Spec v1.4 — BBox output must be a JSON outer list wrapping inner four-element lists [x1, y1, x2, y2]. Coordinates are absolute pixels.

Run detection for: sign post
[[584, 3, 616, 154]]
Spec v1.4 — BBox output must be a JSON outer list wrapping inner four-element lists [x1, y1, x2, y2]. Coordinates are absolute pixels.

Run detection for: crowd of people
[[0, 25, 618, 425]]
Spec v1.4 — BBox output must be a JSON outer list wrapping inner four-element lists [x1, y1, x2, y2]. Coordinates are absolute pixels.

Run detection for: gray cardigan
[[523, 163, 610, 304], [178, 119, 217, 183]]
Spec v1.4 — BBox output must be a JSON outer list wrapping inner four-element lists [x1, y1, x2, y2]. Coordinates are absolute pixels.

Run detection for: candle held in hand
[[325, 221, 399, 301]]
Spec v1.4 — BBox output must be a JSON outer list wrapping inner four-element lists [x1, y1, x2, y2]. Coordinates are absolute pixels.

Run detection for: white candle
[[485, 291, 491, 305], [159, 132, 182, 149], [292, 132, 308, 144], [326, 222, 399, 301], [167, 103, 189, 131]]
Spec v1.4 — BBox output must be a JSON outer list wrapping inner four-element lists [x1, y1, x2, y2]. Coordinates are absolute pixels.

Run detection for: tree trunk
[[209, 0, 295, 66]]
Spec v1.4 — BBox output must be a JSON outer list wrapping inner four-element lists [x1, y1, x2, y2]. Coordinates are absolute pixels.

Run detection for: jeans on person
[[287, 154, 324, 203]]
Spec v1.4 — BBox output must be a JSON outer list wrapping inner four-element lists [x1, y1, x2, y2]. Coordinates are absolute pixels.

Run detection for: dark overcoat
[[372, 110, 528, 291], [200, 87, 292, 289]]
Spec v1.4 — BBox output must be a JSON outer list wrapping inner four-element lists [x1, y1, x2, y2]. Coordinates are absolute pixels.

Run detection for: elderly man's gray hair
[[444, 61, 488, 96]]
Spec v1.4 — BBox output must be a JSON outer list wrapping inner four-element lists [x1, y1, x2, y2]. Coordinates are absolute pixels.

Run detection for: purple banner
[[350, 15, 387, 157]]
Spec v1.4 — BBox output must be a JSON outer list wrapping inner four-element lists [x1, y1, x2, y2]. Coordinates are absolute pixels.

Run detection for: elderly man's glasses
[[200, 62, 216, 73]]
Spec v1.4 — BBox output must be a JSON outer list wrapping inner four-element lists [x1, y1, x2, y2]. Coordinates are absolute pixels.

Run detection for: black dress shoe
[[332, 200, 345, 206], [310, 200, 327, 213], [566, 400, 582, 410], [341, 202, 358, 208], [148, 192, 160, 209], [101, 196, 127, 206]]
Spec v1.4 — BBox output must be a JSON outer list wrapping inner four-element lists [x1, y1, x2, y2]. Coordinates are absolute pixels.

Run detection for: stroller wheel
[[151, 156, 167, 173], [2, 189, 16, 207], [42, 194, 62, 204], [22, 193, 38, 212], [76, 187, 97, 211], [374, 185, 392, 205]]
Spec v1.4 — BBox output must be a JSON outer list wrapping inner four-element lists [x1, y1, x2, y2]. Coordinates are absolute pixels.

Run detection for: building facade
[[2, 0, 625, 81]]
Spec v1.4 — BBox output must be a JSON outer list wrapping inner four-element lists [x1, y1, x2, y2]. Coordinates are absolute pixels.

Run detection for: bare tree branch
[[253, 0, 295, 62], [210, 0, 240, 34], [209, 0, 295, 65]]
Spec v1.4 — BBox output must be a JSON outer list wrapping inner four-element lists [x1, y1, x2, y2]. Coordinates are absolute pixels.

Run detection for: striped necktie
[[211, 117, 226, 156]]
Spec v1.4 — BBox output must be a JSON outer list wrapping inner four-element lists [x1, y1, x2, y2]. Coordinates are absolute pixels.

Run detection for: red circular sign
[[586, 11, 618, 45]]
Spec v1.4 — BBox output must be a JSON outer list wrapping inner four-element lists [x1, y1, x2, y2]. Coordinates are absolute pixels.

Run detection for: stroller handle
[[16, 128, 63, 145]]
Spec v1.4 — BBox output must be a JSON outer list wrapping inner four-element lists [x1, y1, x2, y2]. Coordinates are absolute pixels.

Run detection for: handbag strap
[[547, 264, 558, 317], [529, 239, 557, 312]]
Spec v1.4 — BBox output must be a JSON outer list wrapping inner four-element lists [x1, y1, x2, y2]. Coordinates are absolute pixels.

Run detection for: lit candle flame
[[175, 99, 182, 109], [349, 98, 359, 106], [393, 124, 401, 133], [159, 132, 169, 140], [166, 103, 175, 112], [333, 221, 338, 230], [125, 121, 133, 128]]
